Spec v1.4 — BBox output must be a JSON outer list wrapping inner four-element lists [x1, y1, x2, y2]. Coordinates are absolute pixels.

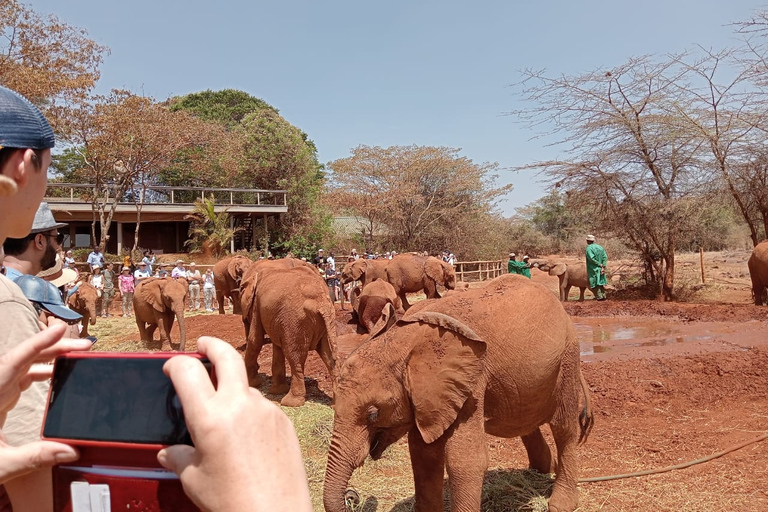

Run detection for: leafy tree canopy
[[0, 0, 108, 106], [168, 89, 277, 128]]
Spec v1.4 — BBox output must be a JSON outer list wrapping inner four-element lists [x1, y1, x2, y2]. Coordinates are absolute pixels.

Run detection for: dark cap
[[0, 86, 55, 150], [13, 274, 82, 322]]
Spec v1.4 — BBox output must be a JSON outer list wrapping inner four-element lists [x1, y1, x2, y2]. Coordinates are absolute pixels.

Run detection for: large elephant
[[354, 278, 400, 333], [340, 258, 390, 289], [323, 274, 593, 512], [240, 264, 338, 407], [385, 254, 456, 310], [66, 282, 98, 338], [133, 277, 188, 351], [748, 240, 768, 305], [213, 255, 253, 315], [535, 260, 592, 302]]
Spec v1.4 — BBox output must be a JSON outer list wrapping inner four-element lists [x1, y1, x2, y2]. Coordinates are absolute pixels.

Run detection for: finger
[[195, 337, 249, 395], [34, 338, 93, 362], [157, 445, 197, 476], [163, 356, 215, 420], [0, 441, 79, 482], [0, 324, 67, 386], [23, 364, 53, 383]]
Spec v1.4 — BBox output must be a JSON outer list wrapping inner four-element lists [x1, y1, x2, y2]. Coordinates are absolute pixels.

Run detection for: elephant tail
[[578, 368, 594, 445]]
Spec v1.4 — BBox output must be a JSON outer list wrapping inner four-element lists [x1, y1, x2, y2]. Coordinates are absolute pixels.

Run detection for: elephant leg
[[244, 323, 266, 388], [135, 319, 149, 341], [216, 291, 225, 314], [564, 285, 572, 302], [398, 291, 411, 312], [547, 418, 580, 512], [408, 428, 447, 512], [280, 345, 308, 407], [268, 344, 290, 396], [424, 281, 439, 299], [521, 428, 556, 474], [578, 287, 585, 301], [316, 335, 336, 388], [156, 313, 172, 351], [444, 396, 488, 512], [146, 323, 158, 343]]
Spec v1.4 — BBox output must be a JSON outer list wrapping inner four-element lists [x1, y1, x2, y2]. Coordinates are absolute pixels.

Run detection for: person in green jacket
[[507, 253, 531, 277], [521, 255, 532, 279], [585, 235, 608, 300], [508, 253, 520, 274]]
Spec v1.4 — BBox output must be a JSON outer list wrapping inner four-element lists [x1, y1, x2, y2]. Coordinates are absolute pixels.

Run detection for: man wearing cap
[[2, 202, 67, 281], [172, 259, 186, 279], [521, 255, 532, 279], [134, 261, 151, 285], [508, 253, 525, 275], [0, 85, 69, 510], [15, 275, 83, 326], [585, 235, 608, 301]]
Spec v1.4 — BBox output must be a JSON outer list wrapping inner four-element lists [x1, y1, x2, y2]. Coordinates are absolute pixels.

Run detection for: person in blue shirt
[[86, 245, 104, 271]]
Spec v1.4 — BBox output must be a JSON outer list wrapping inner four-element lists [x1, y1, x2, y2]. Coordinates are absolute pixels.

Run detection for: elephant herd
[[204, 252, 594, 512]]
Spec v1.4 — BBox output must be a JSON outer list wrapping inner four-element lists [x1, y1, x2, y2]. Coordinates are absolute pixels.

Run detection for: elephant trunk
[[88, 304, 97, 325], [323, 426, 369, 512], [176, 309, 187, 351], [231, 289, 242, 315]]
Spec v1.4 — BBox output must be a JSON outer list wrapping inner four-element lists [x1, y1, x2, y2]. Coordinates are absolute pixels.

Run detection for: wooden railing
[[45, 183, 287, 207], [454, 260, 505, 282]]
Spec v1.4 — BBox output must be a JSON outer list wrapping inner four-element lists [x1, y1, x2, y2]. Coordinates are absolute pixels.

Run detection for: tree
[[56, 90, 225, 249], [170, 90, 332, 254], [513, 57, 710, 300], [0, 0, 107, 106], [185, 196, 240, 259], [327, 145, 511, 256]]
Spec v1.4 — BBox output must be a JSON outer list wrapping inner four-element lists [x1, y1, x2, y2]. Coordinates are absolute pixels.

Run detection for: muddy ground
[[159, 250, 768, 511]]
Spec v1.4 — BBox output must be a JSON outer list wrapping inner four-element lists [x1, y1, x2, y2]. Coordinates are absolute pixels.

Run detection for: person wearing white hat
[[508, 252, 524, 275], [585, 235, 608, 300]]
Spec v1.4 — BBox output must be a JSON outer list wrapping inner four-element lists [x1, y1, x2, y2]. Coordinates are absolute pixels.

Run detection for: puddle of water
[[575, 319, 713, 356]]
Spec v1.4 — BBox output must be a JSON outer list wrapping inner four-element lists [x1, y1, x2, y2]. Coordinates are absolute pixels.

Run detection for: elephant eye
[[366, 405, 379, 423]]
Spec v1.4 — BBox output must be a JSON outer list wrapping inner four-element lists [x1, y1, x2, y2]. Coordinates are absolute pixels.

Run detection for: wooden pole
[[700, 247, 705, 284]]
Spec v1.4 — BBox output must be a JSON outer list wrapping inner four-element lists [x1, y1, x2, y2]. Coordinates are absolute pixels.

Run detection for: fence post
[[700, 247, 706, 284]]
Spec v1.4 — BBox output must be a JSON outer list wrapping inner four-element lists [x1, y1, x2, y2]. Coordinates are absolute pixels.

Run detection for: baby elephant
[[535, 260, 592, 302], [324, 274, 593, 512], [354, 278, 400, 333]]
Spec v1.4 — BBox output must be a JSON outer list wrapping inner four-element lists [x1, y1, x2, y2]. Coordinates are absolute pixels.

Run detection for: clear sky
[[29, 0, 765, 216]]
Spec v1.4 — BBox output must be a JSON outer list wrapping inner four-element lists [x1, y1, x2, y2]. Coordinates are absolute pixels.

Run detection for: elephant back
[[401, 274, 569, 356]]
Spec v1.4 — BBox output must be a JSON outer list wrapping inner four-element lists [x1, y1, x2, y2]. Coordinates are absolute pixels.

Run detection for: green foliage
[[168, 89, 277, 128], [184, 196, 241, 259]]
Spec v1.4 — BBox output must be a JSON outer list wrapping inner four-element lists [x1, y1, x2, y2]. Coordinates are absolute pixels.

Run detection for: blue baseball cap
[[0, 86, 55, 150], [13, 274, 82, 322]]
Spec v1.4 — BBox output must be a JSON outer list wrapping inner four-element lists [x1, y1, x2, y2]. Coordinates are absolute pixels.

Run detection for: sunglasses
[[40, 233, 65, 245]]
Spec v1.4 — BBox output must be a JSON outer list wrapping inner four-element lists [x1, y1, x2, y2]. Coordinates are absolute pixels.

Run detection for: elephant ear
[[550, 263, 567, 276], [140, 280, 164, 312], [402, 312, 485, 444], [424, 258, 443, 284], [369, 302, 397, 339]]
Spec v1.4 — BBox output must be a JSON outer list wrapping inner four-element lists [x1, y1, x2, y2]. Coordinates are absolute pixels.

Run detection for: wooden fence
[[454, 260, 505, 282]]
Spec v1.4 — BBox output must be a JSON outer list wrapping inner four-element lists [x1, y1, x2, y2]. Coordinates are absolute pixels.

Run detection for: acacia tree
[[513, 57, 713, 300], [328, 145, 510, 256], [0, 0, 107, 106], [57, 90, 224, 249]]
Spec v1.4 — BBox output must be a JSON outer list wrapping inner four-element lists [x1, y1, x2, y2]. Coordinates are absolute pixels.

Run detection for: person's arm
[[158, 337, 312, 512]]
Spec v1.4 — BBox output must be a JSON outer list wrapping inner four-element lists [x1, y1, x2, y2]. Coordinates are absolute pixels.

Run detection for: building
[[46, 183, 288, 254]]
